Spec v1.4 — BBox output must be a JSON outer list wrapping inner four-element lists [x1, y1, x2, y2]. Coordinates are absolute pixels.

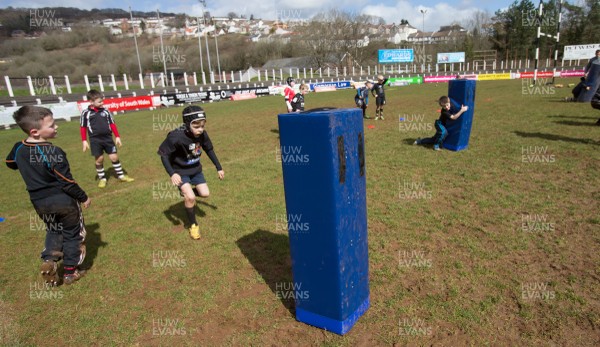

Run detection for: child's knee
[[183, 194, 196, 204], [196, 184, 210, 197]]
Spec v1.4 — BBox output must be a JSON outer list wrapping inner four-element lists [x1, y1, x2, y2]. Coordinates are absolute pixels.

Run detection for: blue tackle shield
[[277, 108, 370, 335]]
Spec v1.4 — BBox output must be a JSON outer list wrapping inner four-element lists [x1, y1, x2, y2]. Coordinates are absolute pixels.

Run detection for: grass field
[[0, 79, 598, 346]]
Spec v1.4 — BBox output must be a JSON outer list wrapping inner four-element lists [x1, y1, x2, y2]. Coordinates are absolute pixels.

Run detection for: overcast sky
[[7, 0, 518, 31]]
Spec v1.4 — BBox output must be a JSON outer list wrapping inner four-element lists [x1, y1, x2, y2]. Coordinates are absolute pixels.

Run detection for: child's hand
[[115, 137, 122, 147], [82, 198, 91, 208], [217, 170, 225, 180], [82, 141, 89, 152], [461, 105, 469, 112], [170, 173, 182, 186]]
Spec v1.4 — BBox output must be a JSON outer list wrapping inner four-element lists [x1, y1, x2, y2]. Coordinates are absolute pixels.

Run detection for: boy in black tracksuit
[[371, 75, 388, 120], [157, 105, 224, 240], [5, 106, 91, 285]]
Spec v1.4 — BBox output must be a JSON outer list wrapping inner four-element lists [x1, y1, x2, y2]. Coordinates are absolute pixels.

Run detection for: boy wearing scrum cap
[[157, 106, 225, 240]]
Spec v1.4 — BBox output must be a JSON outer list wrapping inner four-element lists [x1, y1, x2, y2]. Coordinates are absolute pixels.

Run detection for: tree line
[[0, 1, 597, 77]]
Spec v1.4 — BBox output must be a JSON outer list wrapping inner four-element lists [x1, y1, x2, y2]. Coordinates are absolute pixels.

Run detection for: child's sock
[[111, 161, 125, 178], [64, 266, 76, 275], [186, 207, 197, 226], [96, 164, 106, 180]]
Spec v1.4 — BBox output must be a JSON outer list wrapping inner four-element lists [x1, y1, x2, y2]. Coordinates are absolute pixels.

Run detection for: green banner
[[387, 76, 423, 86]]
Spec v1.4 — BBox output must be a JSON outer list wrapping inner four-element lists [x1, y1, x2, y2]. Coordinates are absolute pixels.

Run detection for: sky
[[6, 0, 520, 31]]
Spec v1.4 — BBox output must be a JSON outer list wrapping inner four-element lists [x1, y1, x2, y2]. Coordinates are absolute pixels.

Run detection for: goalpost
[[533, 0, 563, 84]]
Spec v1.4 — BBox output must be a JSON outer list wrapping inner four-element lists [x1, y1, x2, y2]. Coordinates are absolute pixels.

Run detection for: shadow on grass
[[547, 115, 597, 119], [271, 129, 280, 140], [163, 200, 217, 227], [81, 223, 107, 270], [236, 229, 294, 316], [553, 120, 598, 127], [514, 131, 600, 146]]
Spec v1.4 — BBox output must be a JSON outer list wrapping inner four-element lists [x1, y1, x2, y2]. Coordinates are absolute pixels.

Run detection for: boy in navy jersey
[[414, 96, 468, 151], [80, 89, 134, 188], [157, 106, 225, 240], [291, 84, 309, 112], [371, 75, 389, 120], [5, 106, 91, 285]]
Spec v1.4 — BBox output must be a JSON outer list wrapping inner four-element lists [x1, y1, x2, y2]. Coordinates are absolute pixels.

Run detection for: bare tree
[[297, 9, 380, 68]]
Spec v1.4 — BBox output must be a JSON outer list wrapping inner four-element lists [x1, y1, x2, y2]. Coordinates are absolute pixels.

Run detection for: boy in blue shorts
[[414, 96, 468, 151], [6, 106, 91, 285], [157, 105, 225, 240], [355, 81, 373, 119]]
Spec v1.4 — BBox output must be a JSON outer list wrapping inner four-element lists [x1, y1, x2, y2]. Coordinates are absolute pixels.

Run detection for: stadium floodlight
[[200, 0, 212, 82], [197, 17, 204, 75], [420, 9, 427, 70], [157, 9, 167, 76], [129, 7, 143, 76]]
